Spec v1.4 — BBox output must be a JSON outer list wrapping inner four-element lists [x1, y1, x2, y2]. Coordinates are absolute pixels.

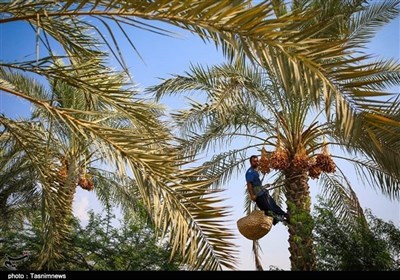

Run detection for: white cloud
[[73, 196, 89, 222]]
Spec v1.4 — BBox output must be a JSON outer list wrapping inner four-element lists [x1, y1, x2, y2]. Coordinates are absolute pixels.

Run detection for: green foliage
[[314, 198, 400, 271], [0, 209, 180, 271]]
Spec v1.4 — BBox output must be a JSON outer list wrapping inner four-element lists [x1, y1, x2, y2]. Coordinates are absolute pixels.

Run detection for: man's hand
[[251, 194, 257, 201]]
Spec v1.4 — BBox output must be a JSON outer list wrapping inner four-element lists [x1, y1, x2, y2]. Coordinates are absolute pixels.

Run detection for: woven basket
[[237, 210, 273, 240]]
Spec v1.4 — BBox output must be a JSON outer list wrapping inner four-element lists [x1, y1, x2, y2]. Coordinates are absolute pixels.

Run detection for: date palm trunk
[[284, 169, 315, 271], [38, 157, 78, 270]]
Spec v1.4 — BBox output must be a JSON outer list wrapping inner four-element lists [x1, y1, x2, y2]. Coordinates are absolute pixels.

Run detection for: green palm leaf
[[4, 0, 399, 132], [200, 147, 257, 189], [319, 172, 366, 229], [349, 0, 400, 45], [0, 117, 72, 269], [0, 135, 40, 228]]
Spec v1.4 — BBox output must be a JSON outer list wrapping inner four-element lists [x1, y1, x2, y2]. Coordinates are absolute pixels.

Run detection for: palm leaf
[[200, 146, 259, 189], [1, 67, 238, 269], [131, 167, 238, 270], [0, 136, 40, 228], [0, 116, 72, 269], [4, 0, 399, 133], [334, 155, 400, 200], [0, 62, 168, 136], [319, 172, 366, 230], [349, 0, 400, 45], [331, 101, 400, 199]]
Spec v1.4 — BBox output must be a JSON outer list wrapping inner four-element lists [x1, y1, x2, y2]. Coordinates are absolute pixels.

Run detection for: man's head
[[249, 155, 259, 168]]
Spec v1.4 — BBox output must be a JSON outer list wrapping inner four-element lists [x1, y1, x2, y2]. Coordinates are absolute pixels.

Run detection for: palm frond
[[150, 62, 279, 116], [335, 58, 400, 102], [1, 64, 238, 270], [151, 75, 209, 102], [0, 62, 168, 136], [0, 116, 72, 269], [131, 167, 238, 270], [0, 136, 40, 228], [319, 172, 366, 230], [0, 67, 176, 173], [175, 124, 265, 160], [200, 146, 259, 189], [334, 156, 400, 200], [271, 0, 288, 17], [4, 0, 398, 133], [331, 100, 400, 195], [173, 100, 271, 141], [349, 0, 400, 45], [2, 114, 238, 270], [149, 63, 279, 147], [88, 167, 144, 215]]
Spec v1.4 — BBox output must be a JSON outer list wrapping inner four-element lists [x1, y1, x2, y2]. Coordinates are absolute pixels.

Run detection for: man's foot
[[265, 211, 289, 226], [273, 213, 290, 225], [283, 213, 290, 224]]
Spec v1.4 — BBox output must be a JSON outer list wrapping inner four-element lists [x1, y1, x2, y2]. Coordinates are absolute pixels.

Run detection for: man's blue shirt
[[245, 167, 262, 187]]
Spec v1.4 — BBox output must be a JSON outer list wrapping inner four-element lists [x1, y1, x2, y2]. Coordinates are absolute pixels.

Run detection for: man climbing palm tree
[[246, 155, 289, 225]]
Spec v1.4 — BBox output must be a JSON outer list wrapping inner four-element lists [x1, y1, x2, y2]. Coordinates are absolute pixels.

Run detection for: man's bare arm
[[247, 182, 257, 201]]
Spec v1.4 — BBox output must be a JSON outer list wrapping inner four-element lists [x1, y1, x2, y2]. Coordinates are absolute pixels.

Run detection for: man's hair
[[249, 155, 258, 163]]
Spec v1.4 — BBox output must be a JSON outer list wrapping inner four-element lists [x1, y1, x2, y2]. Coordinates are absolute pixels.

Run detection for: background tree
[[0, 208, 180, 271], [314, 197, 400, 271]]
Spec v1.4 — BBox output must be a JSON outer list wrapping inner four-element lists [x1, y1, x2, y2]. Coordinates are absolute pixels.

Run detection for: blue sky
[[1, 9, 399, 271]]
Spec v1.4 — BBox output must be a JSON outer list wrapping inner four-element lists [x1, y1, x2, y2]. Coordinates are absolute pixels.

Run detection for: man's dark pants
[[255, 190, 286, 216]]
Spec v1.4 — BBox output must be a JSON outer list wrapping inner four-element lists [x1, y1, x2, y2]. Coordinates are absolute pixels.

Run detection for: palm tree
[[1, 0, 399, 270], [148, 0, 400, 270], [0, 66, 237, 269], [149, 58, 400, 270]]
